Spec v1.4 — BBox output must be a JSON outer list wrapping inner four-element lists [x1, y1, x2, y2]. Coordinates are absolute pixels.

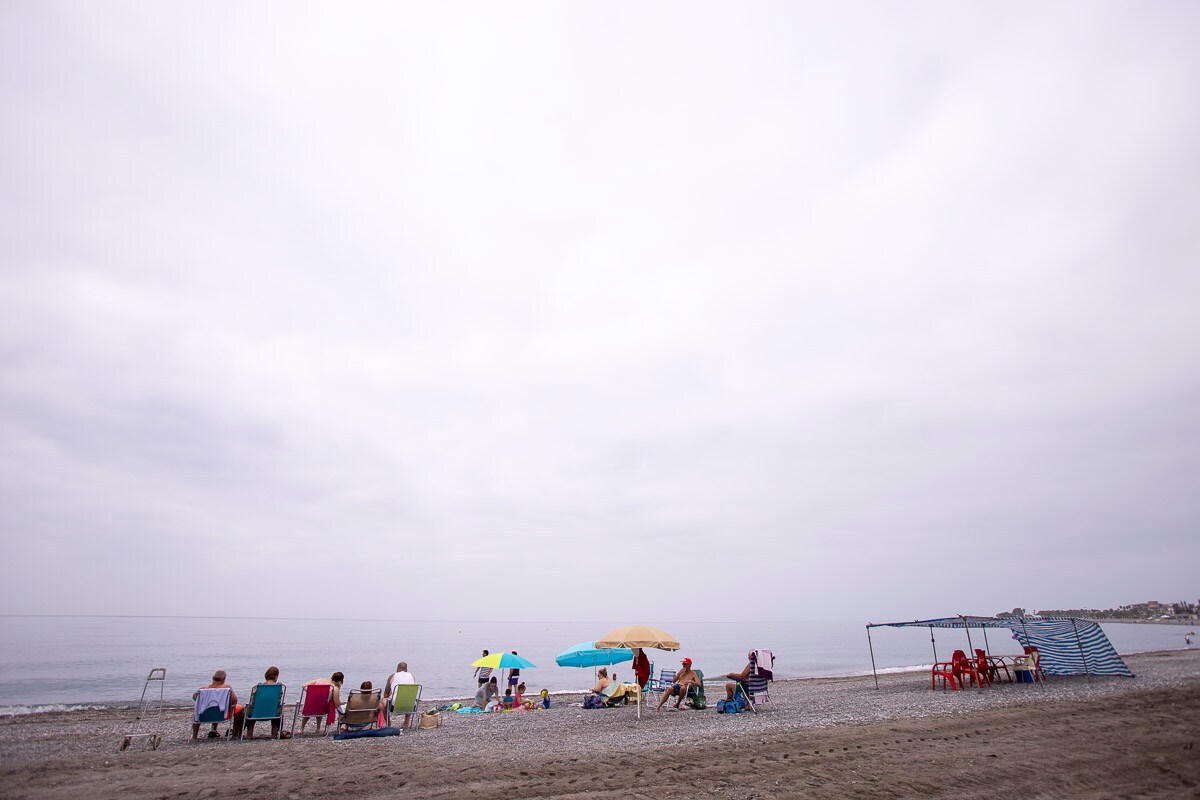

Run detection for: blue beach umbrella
[[555, 641, 634, 669]]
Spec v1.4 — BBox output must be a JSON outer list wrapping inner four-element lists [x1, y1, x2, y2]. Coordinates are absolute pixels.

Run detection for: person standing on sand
[[507, 650, 521, 691], [1187, 632, 1194, 646], [192, 669, 245, 740], [474, 649, 492, 686]]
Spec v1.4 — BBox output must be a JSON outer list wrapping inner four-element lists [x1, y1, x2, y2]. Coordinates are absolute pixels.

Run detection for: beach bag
[[419, 711, 441, 729], [583, 694, 605, 709]]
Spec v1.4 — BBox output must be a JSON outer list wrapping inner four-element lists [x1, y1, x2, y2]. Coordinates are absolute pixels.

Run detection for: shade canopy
[[556, 642, 634, 669], [471, 652, 537, 670], [867, 615, 1133, 677], [594, 624, 680, 651]]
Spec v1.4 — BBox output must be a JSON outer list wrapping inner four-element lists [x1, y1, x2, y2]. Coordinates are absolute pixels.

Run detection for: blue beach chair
[[192, 687, 234, 740], [241, 682, 287, 740]]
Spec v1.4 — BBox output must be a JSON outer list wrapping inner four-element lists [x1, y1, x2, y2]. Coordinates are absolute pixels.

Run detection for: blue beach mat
[[333, 726, 403, 740]]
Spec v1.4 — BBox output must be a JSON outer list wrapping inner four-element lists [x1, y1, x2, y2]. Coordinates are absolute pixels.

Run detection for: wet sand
[[1, 649, 1197, 799]]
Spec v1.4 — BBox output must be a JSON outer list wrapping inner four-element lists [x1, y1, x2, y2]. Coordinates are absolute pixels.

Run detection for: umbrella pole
[[962, 615, 974, 654]]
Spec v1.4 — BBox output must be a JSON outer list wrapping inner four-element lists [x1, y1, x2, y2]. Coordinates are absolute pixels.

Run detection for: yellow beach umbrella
[[594, 624, 681, 720]]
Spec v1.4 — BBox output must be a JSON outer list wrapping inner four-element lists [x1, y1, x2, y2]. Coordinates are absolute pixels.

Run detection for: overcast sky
[[2, 2, 1198, 622]]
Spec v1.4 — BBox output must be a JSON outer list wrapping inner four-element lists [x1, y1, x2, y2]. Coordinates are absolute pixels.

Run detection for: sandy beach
[[2, 649, 1197, 799]]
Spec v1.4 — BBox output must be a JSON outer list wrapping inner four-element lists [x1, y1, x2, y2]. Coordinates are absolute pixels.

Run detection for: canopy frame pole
[[867, 626, 879, 690], [1017, 615, 1040, 689], [1070, 617, 1091, 684], [982, 627, 991, 653], [961, 615, 975, 655], [930, 626, 938, 665]]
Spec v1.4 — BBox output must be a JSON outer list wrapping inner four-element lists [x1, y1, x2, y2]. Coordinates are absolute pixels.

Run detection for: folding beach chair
[[386, 684, 422, 730], [240, 682, 287, 740], [734, 671, 772, 713], [337, 689, 382, 732], [650, 668, 676, 703], [193, 687, 235, 740], [291, 683, 335, 737], [684, 670, 707, 709]]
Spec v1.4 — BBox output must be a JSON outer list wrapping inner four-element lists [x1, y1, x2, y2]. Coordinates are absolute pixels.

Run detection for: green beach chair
[[386, 684, 422, 730], [685, 670, 707, 710], [240, 682, 287, 740]]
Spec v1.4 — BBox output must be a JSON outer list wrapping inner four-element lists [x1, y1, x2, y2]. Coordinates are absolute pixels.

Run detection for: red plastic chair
[[931, 660, 958, 691], [952, 650, 986, 688], [1023, 646, 1046, 682], [976, 648, 1010, 683]]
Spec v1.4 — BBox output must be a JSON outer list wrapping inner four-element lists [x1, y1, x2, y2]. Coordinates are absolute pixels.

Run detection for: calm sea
[[0, 616, 1190, 713]]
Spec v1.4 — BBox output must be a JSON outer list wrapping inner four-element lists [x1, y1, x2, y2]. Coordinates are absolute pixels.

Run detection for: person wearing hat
[[655, 657, 700, 711]]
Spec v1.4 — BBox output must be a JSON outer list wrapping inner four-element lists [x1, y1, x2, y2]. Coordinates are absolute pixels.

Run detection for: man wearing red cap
[[655, 657, 700, 711]]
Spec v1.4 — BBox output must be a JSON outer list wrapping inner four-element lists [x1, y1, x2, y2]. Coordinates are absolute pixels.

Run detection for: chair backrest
[[300, 683, 333, 716], [391, 684, 421, 714], [600, 681, 619, 698], [657, 669, 677, 688], [343, 689, 381, 726], [247, 683, 285, 720], [951, 651, 970, 674], [1024, 646, 1040, 668], [194, 687, 231, 724], [747, 674, 769, 700]]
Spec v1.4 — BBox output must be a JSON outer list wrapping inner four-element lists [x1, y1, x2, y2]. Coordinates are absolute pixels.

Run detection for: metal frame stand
[[120, 668, 167, 751]]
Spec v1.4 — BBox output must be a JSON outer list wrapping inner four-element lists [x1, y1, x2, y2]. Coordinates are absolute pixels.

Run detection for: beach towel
[[754, 650, 775, 681], [194, 688, 230, 722], [333, 726, 402, 740]]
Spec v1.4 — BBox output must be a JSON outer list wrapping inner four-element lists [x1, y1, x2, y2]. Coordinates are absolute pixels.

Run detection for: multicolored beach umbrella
[[470, 651, 537, 671]]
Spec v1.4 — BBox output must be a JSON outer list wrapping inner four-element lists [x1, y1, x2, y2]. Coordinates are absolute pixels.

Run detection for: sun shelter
[[865, 615, 1134, 689]]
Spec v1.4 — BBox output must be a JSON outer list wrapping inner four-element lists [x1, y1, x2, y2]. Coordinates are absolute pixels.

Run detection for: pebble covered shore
[[2, 649, 1197, 767]]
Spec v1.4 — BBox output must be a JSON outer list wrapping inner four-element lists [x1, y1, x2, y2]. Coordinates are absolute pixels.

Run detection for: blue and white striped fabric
[[1006, 617, 1134, 677], [869, 615, 1134, 677]]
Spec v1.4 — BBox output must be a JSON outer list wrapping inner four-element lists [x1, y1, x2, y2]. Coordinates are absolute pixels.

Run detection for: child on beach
[[502, 688, 514, 710], [513, 682, 525, 707], [539, 688, 550, 709]]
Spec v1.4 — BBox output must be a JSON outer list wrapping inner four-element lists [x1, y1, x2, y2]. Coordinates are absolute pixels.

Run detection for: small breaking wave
[[0, 702, 133, 717]]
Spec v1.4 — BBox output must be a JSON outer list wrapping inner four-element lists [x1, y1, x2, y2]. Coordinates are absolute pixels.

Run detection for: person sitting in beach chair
[[337, 681, 382, 732], [723, 652, 756, 702], [192, 669, 245, 740], [294, 672, 342, 736], [655, 658, 700, 711], [242, 666, 290, 740], [590, 668, 612, 696]]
